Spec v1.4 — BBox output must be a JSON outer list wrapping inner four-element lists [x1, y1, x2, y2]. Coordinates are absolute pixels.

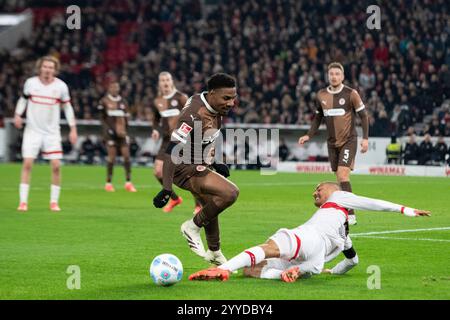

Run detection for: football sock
[[193, 201, 222, 227], [50, 184, 61, 203], [19, 183, 29, 203], [220, 246, 265, 272], [204, 217, 220, 251], [107, 162, 114, 183], [331, 255, 359, 275], [340, 181, 355, 215], [124, 160, 131, 182]]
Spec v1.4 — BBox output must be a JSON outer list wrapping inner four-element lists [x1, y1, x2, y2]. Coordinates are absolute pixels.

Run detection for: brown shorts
[[173, 164, 211, 191], [106, 136, 129, 149], [327, 139, 357, 172], [156, 137, 171, 161]]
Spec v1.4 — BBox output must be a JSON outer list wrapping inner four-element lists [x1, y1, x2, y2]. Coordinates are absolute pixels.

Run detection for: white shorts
[[22, 129, 63, 160], [268, 225, 326, 275]]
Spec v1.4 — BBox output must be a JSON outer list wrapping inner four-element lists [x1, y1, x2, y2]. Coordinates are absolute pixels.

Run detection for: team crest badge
[[339, 98, 346, 105], [171, 100, 179, 107], [196, 165, 206, 172]]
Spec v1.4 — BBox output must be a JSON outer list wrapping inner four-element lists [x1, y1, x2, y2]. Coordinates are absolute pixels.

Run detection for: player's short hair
[[35, 55, 60, 74], [317, 181, 342, 190], [207, 73, 236, 91], [159, 71, 172, 79], [327, 62, 344, 73]]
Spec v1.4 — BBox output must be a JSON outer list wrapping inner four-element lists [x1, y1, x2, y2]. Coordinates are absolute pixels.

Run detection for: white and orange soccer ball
[[149, 253, 183, 286]]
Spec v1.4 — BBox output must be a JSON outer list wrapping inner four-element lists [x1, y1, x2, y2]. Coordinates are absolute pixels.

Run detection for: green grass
[[0, 163, 449, 300]]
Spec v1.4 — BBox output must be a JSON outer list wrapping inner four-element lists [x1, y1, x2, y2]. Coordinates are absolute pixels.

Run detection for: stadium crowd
[[1, 0, 449, 138]]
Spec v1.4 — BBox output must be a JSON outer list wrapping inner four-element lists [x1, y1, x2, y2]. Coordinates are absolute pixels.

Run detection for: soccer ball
[[149, 253, 183, 286]]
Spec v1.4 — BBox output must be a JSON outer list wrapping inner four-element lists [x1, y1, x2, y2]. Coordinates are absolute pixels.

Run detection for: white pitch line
[[351, 227, 450, 236], [352, 235, 450, 243]]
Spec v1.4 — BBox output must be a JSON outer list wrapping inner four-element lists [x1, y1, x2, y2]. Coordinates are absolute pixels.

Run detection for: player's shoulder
[[53, 77, 70, 89], [179, 94, 202, 119], [344, 85, 360, 96], [24, 76, 39, 86]]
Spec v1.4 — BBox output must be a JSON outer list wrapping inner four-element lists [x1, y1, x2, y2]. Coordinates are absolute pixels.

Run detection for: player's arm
[[61, 83, 77, 144], [14, 80, 31, 129], [351, 90, 369, 153], [151, 99, 162, 140], [333, 191, 431, 217], [153, 115, 195, 208], [298, 98, 323, 144]]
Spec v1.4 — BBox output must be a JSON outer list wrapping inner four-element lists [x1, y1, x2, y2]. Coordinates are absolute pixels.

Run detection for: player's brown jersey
[[98, 94, 129, 139], [153, 90, 188, 140], [170, 92, 222, 165], [314, 85, 365, 147]]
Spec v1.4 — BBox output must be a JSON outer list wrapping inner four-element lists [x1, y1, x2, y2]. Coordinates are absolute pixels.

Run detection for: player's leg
[[18, 158, 34, 211], [120, 140, 137, 192], [155, 150, 182, 212], [335, 140, 358, 225], [323, 236, 359, 275], [49, 159, 62, 211], [105, 142, 116, 192], [18, 130, 41, 211], [187, 170, 239, 252], [189, 239, 280, 281]]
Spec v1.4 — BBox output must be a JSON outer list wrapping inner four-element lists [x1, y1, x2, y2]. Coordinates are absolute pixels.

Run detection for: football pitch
[[0, 163, 449, 300]]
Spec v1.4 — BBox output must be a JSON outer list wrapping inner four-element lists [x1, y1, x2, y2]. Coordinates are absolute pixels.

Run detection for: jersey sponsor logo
[[107, 109, 126, 117], [323, 108, 345, 117], [171, 99, 179, 107], [177, 122, 193, 137], [196, 165, 206, 172], [339, 98, 346, 105], [202, 130, 221, 145], [159, 109, 181, 118]]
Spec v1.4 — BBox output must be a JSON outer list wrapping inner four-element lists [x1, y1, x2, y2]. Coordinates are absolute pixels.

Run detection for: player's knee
[[23, 162, 33, 172], [222, 185, 239, 206], [154, 169, 163, 179], [51, 164, 60, 175]]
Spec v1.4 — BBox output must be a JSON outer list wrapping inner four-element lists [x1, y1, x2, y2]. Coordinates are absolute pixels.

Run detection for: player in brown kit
[[153, 73, 239, 266], [298, 62, 369, 226], [98, 81, 137, 193], [151, 72, 194, 213]]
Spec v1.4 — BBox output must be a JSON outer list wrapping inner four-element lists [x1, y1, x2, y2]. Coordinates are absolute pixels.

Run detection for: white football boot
[[204, 249, 228, 266], [180, 219, 206, 258]]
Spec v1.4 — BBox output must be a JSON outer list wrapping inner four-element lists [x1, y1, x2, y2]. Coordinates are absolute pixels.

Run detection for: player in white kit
[[14, 56, 77, 212], [189, 182, 431, 282]]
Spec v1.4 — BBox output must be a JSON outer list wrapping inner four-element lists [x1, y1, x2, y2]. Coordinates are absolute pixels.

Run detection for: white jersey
[[18, 76, 72, 135], [302, 191, 404, 259]]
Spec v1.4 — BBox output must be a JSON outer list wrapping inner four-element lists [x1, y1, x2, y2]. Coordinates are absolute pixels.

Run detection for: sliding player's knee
[[51, 164, 60, 175]]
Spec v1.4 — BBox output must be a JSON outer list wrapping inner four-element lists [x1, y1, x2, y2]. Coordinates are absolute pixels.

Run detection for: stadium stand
[[0, 0, 449, 165]]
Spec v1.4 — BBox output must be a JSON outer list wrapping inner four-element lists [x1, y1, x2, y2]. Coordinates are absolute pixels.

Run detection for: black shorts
[[327, 139, 357, 172], [106, 136, 129, 149]]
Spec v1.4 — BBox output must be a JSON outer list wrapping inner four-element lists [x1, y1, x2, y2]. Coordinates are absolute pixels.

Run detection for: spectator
[[79, 136, 96, 164], [279, 139, 291, 162], [386, 135, 402, 164], [432, 136, 448, 164], [418, 134, 433, 165], [403, 135, 419, 165]]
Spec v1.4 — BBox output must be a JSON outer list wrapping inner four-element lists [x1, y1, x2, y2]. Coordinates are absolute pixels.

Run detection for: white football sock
[[219, 246, 265, 272], [19, 183, 30, 203], [331, 255, 359, 275], [50, 185, 61, 203]]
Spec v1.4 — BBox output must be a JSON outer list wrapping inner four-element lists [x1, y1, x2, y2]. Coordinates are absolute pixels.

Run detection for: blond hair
[[35, 55, 60, 74], [327, 62, 344, 73]]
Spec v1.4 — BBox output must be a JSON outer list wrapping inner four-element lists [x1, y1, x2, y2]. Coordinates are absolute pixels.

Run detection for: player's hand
[[298, 135, 310, 145], [414, 209, 431, 217], [69, 128, 78, 145], [321, 268, 333, 274], [151, 129, 160, 140], [14, 114, 23, 129], [212, 163, 230, 178], [281, 266, 301, 283], [360, 139, 369, 153], [153, 189, 172, 208]]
